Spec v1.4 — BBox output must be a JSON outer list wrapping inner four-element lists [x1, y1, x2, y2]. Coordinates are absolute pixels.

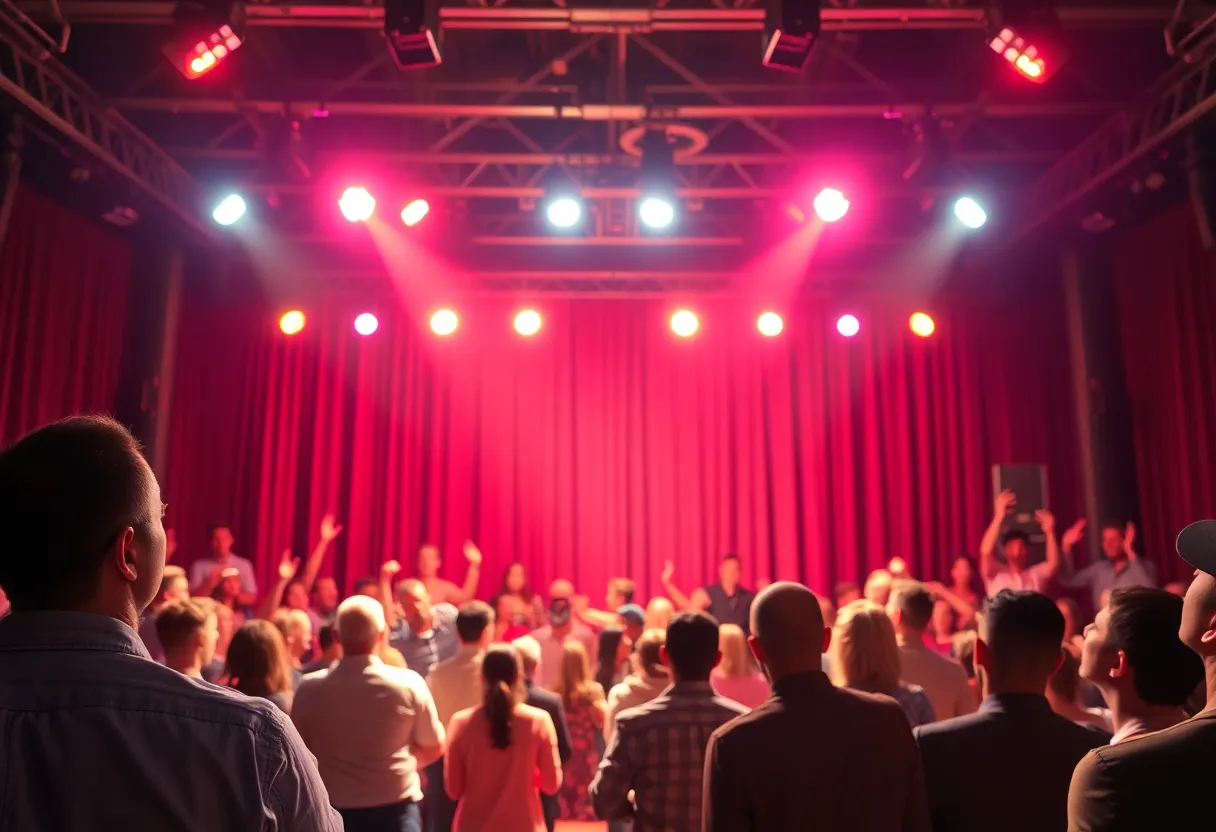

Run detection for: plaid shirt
[[590, 681, 748, 832]]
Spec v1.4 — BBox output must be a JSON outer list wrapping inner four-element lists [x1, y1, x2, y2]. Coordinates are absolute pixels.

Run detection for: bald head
[[750, 582, 828, 680], [337, 595, 387, 655], [549, 579, 574, 600]]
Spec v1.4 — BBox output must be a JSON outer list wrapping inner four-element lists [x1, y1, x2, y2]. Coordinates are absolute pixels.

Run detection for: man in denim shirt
[[0, 415, 341, 832]]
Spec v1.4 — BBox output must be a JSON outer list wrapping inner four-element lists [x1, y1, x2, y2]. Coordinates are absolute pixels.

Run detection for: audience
[[1046, 651, 1112, 730], [390, 578, 461, 677], [1057, 597, 1085, 657], [1077, 586, 1203, 744], [889, 583, 975, 721], [226, 618, 297, 713], [710, 622, 771, 709], [863, 568, 894, 606], [417, 541, 482, 607], [156, 596, 219, 680], [594, 626, 633, 694], [551, 640, 607, 820], [426, 600, 496, 832], [1069, 520, 1216, 830], [1059, 520, 1158, 611], [605, 628, 670, 739], [914, 590, 1106, 832], [592, 611, 747, 831], [273, 606, 313, 683], [492, 562, 545, 641], [617, 602, 646, 642], [703, 583, 929, 831], [0, 415, 339, 830], [512, 635, 573, 832], [302, 622, 342, 673], [662, 554, 756, 634], [445, 645, 561, 831], [831, 599, 935, 727], [979, 493, 1061, 594], [533, 579, 597, 687], [190, 523, 258, 607], [139, 564, 189, 662], [643, 596, 674, 631]]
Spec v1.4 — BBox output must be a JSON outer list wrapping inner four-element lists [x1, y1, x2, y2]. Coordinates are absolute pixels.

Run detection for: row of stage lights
[[278, 309, 939, 339], [212, 186, 989, 231]]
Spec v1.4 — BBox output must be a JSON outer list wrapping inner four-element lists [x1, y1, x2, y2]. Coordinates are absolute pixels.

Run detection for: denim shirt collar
[[0, 611, 151, 660]]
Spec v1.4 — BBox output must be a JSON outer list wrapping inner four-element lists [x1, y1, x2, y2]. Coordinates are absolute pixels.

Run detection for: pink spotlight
[[836, 314, 861, 337], [401, 198, 430, 227], [339, 187, 375, 222], [354, 312, 379, 336], [813, 188, 850, 223]]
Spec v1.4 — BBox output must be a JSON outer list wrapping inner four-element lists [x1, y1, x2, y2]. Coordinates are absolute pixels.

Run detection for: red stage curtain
[[1111, 203, 1216, 581], [166, 284, 1078, 601], [0, 185, 133, 444]]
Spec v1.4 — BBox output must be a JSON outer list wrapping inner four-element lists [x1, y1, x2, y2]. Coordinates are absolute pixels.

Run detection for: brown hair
[[155, 597, 213, 653], [608, 577, 636, 604], [482, 644, 522, 750], [551, 640, 604, 710], [717, 623, 758, 678], [633, 628, 668, 677], [225, 619, 293, 699]]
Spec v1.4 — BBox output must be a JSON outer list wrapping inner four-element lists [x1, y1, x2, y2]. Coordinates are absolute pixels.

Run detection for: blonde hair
[[550, 641, 604, 709], [830, 600, 902, 695], [644, 597, 674, 630], [716, 623, 758, 678]]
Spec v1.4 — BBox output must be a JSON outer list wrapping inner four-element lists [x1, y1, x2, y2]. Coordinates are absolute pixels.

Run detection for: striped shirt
[[590, 681, 747, 832]]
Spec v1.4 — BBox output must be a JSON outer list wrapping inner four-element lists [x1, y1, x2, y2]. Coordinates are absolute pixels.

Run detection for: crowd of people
[[0, 414, 1215, 832]]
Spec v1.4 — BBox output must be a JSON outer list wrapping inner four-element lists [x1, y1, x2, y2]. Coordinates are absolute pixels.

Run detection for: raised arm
[[924, 582, 976, 628], [1035, 510, 1062, 579], [659, 560, 693, 609], [451, 541, 483, 605], [257, 550, 300, 620], [980, 490, 1016, 582], [380, 560, 402, 629], [297, 513, 343, 595]]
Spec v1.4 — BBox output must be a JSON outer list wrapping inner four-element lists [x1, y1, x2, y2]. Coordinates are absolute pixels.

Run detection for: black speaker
[[992, 464, 1049, 553]]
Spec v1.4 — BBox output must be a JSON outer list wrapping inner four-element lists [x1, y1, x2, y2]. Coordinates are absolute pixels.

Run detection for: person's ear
[[110, 527, 138, 583], [747, 635, 767, 665], [821, 626, 832, 654], [1111, 649, 1130, 680], [659, 644, 671, 668], [1200, 612, 1216, 646]]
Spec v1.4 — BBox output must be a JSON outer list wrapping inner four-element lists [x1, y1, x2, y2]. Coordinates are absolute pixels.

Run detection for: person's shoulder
[[517, 701, 550, 722], [527, 685, 562, 709], [709, 692, 751, 716], [1093, 714, 1216, 771], [378, 662, 430, 691], [434, 602, 459, 620], [160, 669, 297, 735], [912, 707, 991, 745]]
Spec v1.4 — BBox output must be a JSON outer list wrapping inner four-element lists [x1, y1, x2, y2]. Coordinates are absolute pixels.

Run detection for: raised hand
[[888, 556, 908, 577], [381, 559, 402, 579], [319, 513, 344, 543], [1034, 509, 1056, 535], [1125, 522, 1138, 557], [463, 541, 483, 566], [925, 580, 946, 596], [278, 549, 301, 582], [661, 560, 675, 585], [1061, 518, 1087, 552], [994, 489, 1016, 519]]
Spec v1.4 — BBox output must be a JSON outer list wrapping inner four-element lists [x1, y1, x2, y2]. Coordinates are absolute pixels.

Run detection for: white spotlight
[[954, 197, 987, 229], [546, 197, 582, 229], [757, 311, 784, 337], [354, 313, 379, 336], [639, 196, 676, 229], [212, 194, 246, 226], [670, 309, 699, 337], [514, 309, 542, 337]]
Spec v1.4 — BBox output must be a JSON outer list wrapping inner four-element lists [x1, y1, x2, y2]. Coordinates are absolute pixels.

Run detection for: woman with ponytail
[[444, 644, 562, 831]]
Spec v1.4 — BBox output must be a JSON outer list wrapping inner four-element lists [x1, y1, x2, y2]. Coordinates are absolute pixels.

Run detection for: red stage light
[[167, 24, 244, 79], [339, 187, 376, 223], [813, 188, 850, 223], [401, 199, 430, 227], [910, 312, 936, 338], [280, 310, 306, 335], [988, 27, 1058, 83]]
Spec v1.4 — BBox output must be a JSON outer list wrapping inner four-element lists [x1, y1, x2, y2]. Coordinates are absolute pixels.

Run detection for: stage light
[[514, 309, 542, 337], [910, 312, 936, 338], [670, 309, 699, 338], [384, 0, 442, 69], [640, 196, 676, 230], [813, 188, 850, 223], [430, 308, 459, 336], [280, 310, 306, 335], [836, 314, 860, 338], [401, 199, 430, 227], [987, 25, 1065, 84], [211, 193, 246, 226], [954, 196, 988, 229], [339, 187, 376, 223], [757, 312, 785, 337], [163, 1, 245, 79], [354, 313, 379, 336], [762, 0, 821, 72], [546, 197, 582, 229]]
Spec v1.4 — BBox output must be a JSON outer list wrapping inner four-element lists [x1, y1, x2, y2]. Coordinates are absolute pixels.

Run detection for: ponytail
[[485, 679, 514, 750]]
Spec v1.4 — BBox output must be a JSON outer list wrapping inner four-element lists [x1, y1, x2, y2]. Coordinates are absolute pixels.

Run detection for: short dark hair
[[1002, 529, 1029, 546], [351, 577, 379, 595], [208, 523, 231, 536], [664, 611, 720, 680], [456, 600, 495, 643], [890, 583, 934, 632], [0, 415, 154, 611], [722, 553, 741, 565], [316, 623, 337, 651], [609, 577, 635, 604], [1105, 587, 1204, 707], [1100, 519, 1125, 533], [982, 590, 1064, 673]]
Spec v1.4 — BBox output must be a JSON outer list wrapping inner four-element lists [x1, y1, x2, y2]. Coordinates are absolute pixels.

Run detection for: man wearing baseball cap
[[1068, 520, 1216, 831]]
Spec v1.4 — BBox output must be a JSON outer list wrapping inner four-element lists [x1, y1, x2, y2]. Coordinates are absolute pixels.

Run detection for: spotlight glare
[[813, 188, 850, 223], [401, 198, 430, 227], [212, 193, 246, 226], [670, 309, 699, 338], [354, 312, 379, 336], [430, 308, 459, 337], [639, 196, 676, 229], [988, 26, 1060, 83], [279, 310, 306, 336], [757, 311, 784, 337], [836, 314, 860, 338], [546, 197, 582, 229], [167, 22, 245, 79], [514, 309, 543, 337], [954, 196, 988, 229], [910, 312, 936, 338], [339, 187, 376, 223]]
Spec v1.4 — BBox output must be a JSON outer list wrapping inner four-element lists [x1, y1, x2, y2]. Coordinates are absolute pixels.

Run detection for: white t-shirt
[[985, 561, 1053, 596]]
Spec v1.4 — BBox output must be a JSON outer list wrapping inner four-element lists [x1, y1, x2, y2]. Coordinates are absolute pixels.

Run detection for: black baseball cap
[[1177, 520, 1216, 576]]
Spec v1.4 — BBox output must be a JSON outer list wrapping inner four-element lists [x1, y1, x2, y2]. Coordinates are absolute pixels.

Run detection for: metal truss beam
[[0, 1, 209, 236], [14, 3, 1183, 31], [112, 98, 1113, 120], [1017, 43, 1216, 240]]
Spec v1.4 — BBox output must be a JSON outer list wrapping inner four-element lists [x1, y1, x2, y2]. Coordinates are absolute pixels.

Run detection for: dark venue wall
[[0, 185, 133, 443], [165, 273, 1080, 599], [1111, 202, 1216, 581]]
